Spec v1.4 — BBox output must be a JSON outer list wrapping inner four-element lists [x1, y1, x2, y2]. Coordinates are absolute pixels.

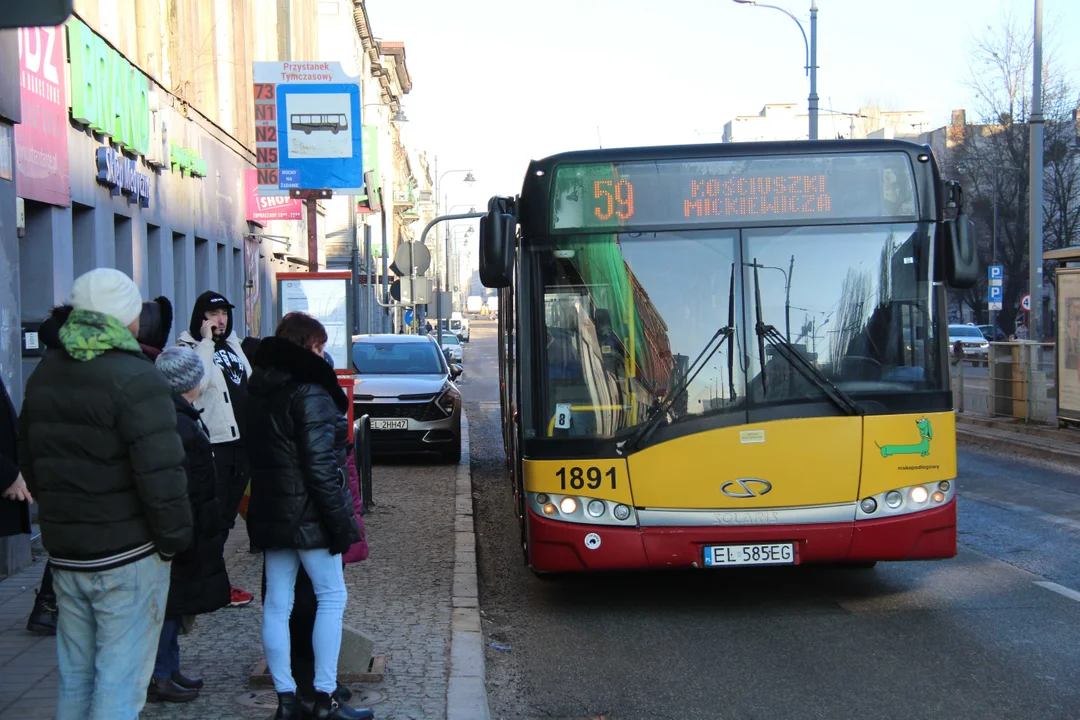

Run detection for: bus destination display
[[551, 152, 917, 231]]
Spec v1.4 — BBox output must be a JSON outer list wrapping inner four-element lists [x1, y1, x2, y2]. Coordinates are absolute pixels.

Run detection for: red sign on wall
[[245, 169, 302, 222], [15, 25, 70, 206]]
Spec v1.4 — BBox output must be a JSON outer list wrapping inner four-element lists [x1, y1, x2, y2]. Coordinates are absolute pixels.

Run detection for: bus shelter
[[1045, 247, 1080, 426]]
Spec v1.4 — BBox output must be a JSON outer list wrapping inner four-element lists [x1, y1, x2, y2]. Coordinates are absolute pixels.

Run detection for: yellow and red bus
[[479, 139, 977, 574]]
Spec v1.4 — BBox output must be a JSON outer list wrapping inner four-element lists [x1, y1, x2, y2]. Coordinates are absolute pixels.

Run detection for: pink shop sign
[[15, 26, 70, 207], [245, 169, 302, 222]]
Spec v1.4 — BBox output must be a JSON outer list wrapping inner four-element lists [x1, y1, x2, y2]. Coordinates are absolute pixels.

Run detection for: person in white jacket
[[176, 291, 254, 608]]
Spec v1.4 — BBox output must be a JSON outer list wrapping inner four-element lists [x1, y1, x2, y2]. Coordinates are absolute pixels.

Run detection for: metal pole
[[305, 197, 318, 272], [379, 187, 390, 333], [359, 415, 373, 514], [1029, 0, 1044, 343], [991, 171, 998, 336], [364, 224, 373, 334], [785, 254, 794, 342], [808, 0, 819, 140]]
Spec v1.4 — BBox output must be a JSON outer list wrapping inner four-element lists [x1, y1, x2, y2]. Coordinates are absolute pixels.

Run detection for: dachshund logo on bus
[[876, 418, 933, 458]]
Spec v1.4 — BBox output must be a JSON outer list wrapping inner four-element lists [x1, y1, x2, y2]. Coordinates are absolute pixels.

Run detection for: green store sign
[[170, 142, 207, 178], [67, 18, 150, 157]]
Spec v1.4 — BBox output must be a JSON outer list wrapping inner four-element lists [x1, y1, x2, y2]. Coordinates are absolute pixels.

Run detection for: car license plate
[[370, 419, 408, 431], [703, 543, 795, 567]]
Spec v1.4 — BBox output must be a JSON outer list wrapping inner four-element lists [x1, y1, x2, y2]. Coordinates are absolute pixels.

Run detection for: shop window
[[173, 232, 190, 318], [19, 201, 54, 321], [233, 246, 244, 334], [114, 214, 133, 277], [217, 242, 227, 294], [147, 224, 162, 298], [72, 203, 95, 277], [195, 236, 210, 294]]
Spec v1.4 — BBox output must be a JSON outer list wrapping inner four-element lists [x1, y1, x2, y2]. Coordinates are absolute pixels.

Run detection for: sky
[[365, 0, 1080, 219]]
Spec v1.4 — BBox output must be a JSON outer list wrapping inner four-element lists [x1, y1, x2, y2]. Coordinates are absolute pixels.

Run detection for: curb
[[956, 425, 1080, 466], [446, 411, 491, 720]]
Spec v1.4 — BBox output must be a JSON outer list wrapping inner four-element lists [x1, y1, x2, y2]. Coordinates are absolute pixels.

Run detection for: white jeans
[[262, 548, 348, 694]]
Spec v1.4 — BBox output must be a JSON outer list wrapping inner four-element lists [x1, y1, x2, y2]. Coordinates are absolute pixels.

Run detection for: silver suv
[[351, 334, 463, 463]]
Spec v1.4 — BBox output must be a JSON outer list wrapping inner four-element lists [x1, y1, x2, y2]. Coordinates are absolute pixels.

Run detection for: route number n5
[[556, 466, 617, 491]]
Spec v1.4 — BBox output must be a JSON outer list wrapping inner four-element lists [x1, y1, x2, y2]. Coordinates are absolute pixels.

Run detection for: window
[[352, 341, 443, 374]]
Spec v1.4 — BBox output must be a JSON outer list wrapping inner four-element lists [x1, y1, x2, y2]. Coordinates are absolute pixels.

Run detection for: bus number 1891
[[556, 466, 617, 491]]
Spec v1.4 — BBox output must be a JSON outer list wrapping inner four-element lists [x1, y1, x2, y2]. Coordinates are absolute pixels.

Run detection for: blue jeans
[[53, 553, 170, 720], [154, 618, 181, 679], [263, 548, 347, 694]]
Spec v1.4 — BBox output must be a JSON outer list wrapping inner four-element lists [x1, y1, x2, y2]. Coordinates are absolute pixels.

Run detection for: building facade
[[0, 0, 426, 576]]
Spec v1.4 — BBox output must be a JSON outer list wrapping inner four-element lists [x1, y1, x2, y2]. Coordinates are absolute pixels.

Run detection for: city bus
[[290, 113, 348, 134], [478, 139, 978, 574]]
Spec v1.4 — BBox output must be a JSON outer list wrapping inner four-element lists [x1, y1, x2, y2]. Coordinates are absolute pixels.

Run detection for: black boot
[[146, 677, 198, 703], [335, 683, 353, 703], [274, 692, 303, 720], [170, 670, 204, 690], [26, 590, 57, 635], [312, 691, 374, 720]]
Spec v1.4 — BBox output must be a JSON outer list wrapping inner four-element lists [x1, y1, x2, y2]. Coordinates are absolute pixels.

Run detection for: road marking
[[1034, 581, 1080, 603]]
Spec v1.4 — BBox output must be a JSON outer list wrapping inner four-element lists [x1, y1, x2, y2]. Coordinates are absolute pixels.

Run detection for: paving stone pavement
[[0, 454, 459, 720]]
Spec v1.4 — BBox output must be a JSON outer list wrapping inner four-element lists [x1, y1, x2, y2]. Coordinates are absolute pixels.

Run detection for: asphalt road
[[461, 320, 1080, 720]]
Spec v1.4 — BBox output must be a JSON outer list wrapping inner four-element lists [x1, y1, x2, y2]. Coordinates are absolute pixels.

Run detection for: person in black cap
[[177, 291, 254, 608]]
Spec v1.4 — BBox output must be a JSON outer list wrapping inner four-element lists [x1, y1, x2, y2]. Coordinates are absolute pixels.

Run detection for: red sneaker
[[229, 586, 254, 607]]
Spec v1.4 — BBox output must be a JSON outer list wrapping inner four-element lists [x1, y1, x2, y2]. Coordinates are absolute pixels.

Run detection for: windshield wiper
[[751, 260, 862, 416], [628, 264, 737, 451]]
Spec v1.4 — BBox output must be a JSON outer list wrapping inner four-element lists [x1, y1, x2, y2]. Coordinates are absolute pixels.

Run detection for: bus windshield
[[526, 222, 945, 440]]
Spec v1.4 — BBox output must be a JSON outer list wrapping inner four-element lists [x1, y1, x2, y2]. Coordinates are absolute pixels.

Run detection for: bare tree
[[948, 8, 1080, 334]]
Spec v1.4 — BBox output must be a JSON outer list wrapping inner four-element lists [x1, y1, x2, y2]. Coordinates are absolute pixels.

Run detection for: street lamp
[[732, 0, 818, 140], [746, 256, 796, 341], [362, 103, 408, 123], [432, 163, 478, 343]]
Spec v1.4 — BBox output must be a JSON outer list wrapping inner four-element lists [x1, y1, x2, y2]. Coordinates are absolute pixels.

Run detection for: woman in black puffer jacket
[[244, 313, 363, 720]]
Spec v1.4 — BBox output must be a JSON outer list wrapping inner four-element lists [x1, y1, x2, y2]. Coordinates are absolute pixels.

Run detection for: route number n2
[[556, 466, 617, 491]]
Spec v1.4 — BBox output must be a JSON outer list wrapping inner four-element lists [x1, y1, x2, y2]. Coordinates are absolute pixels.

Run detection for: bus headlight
[[613, 504, 631, 521], [527, 493, 636, 526], [587, 500, 605, 517], [857, 481, 956, 521], [559, 497, 578, 514]]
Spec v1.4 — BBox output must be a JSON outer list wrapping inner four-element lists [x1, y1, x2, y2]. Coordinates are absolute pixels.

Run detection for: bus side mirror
[[944, 211, 978, 289], [479, 196, 515, 288]]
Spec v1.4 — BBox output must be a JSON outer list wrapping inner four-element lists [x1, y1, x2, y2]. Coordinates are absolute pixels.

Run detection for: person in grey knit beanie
[[156, 347, 205, 399]]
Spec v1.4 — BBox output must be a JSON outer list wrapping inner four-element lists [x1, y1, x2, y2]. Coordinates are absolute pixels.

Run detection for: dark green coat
[[18, 306, 192, 570]]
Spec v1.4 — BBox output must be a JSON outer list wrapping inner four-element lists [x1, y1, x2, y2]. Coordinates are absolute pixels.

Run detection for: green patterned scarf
[[59, 309, 141, 362]]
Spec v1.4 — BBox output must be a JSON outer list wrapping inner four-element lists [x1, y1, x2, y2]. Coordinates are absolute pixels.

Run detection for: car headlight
[[436, 385, 459, 416]]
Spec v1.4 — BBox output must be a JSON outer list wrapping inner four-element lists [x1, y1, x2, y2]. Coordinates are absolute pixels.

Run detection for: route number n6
[[556, 466, 617, 491]]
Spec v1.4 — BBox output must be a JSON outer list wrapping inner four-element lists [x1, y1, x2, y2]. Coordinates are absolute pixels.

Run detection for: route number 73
[[556, 466, 617, 491]]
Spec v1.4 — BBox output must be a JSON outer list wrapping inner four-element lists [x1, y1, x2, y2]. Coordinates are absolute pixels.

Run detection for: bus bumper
[[526, 499, 956, 572]]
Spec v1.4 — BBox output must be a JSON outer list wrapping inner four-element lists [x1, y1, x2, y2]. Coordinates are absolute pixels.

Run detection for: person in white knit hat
[[18, 267, 192, 720]]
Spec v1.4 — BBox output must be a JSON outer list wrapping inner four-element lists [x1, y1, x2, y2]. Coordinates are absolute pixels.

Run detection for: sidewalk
[[956, 413, 1080, 465], [0, 416, 485, 719]]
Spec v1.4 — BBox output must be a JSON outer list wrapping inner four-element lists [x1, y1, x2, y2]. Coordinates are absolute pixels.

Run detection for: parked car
[[948, 324, 990, 360], [977, 324, 1007, 341], [351, 334, 463, 462], [440, 332, 463, 363]]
